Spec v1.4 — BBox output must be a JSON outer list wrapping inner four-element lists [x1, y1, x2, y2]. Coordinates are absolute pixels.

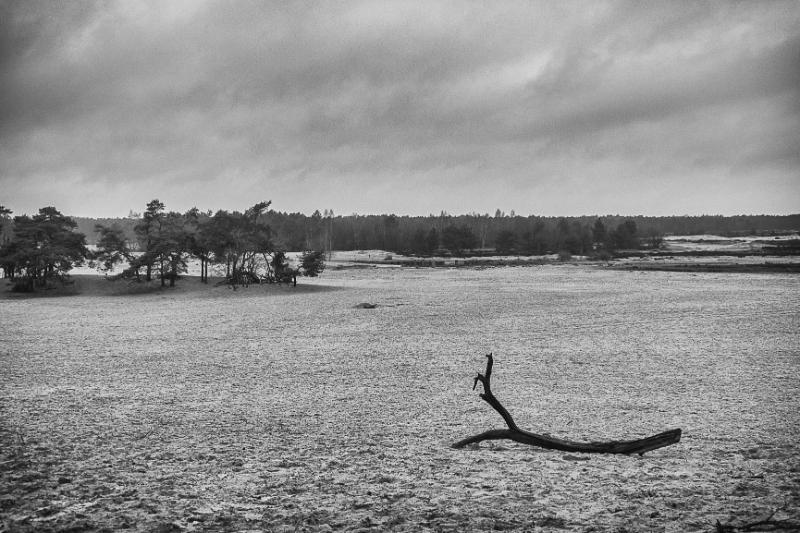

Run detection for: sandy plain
[[1, 265, 798, 532]]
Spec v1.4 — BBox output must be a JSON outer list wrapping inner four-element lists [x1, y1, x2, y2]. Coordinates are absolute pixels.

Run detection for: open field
[[1, 266, 799, 532]]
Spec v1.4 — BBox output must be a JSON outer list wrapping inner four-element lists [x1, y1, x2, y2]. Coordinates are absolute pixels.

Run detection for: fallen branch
[[453, 354, 682, 455]]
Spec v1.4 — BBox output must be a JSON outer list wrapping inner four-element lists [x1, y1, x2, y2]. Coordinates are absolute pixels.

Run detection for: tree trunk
[[453, 354, 682, 455]]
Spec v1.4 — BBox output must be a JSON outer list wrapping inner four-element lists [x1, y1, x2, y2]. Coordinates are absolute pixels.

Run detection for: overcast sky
[[1, 1, 798, 218]]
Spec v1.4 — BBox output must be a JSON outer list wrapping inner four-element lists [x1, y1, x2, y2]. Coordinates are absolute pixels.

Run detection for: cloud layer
[[1, 0, 798, 216]]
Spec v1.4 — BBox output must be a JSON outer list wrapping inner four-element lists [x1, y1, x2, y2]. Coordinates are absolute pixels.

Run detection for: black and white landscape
[[1, 2, 799, 532]]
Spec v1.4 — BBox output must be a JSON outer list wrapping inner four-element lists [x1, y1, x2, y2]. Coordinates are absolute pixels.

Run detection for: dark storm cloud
[[0, 0, 798, 216]]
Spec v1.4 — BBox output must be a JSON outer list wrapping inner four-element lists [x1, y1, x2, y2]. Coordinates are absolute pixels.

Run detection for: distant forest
[[70, 210, 800, 257]]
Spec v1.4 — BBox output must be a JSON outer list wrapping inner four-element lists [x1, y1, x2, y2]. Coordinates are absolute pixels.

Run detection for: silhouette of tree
[[494, 230, 517, 254], [442, 224, 477, 256], [0, 206, 13, 277], [0, 207, 88, 291], [592, 218, 608, 250], [611, 219, 639, 250], [300, 250, 326, 278], [425, 227, 439, 255], [208, 201, 273, 287], [94, 224, 136, 276], [134, 199, 165, 281]]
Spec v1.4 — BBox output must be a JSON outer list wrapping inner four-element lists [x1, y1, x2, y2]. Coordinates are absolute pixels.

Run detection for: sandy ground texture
[[1, 266, 799, 532]]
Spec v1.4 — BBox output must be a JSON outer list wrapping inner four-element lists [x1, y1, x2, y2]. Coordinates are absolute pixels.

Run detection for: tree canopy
[[92, 199, 326, 289], [441, 224, 478, 256], [0, 207, 89, 291]]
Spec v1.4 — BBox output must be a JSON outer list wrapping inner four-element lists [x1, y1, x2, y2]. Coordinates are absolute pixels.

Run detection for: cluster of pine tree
[[0, 206, 88, 291], [0, 201, 326, 291]]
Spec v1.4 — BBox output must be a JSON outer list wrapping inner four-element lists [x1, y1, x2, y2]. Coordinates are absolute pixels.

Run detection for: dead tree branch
[[453, 354, 682, 455]]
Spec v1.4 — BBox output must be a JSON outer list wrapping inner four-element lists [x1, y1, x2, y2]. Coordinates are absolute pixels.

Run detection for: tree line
[[0, 201, 325, 292], [71, 210, 800, 258], [2, 203, 798, 291]]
